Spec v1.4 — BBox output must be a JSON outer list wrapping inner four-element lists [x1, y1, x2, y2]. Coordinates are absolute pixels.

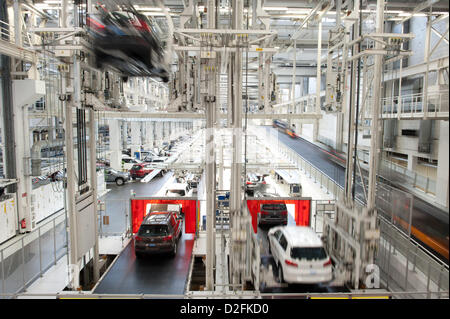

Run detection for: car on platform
[[165, 183, 192, 197], [134, 211, 183, 257], [121, 154, 142, 170], [129, 163, 157, 179], [254, 191, 288, 227], [104, 167, 130, 186], [245, 173, 266, 196], [142, 155, 168, 164], [267, 226, 333, 284]]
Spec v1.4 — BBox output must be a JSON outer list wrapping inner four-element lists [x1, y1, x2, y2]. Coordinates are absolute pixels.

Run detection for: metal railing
[[0, 290, 448, 299], [0, 211, 68, 298], [0, 19, 34, 48], [379, 159, 436, 196], [377, 215, 449, 297], [380, 91, 449, 119]]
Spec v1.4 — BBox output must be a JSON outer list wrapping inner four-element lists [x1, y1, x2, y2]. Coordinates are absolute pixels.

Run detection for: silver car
[[104, 168, 130, 186]]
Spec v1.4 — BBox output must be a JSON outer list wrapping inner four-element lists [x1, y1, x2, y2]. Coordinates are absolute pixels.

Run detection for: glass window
[[138, 225, 168, 237], [290, 247, 328, 261], [166, 189, 185, 196], [279, 234, 288, 251], [273, 230, 282, 241]]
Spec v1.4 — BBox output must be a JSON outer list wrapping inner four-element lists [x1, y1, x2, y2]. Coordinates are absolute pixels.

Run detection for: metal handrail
[[0, 290, 448, 299]]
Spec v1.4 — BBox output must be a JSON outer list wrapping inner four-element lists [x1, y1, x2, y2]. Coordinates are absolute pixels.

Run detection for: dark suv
[[255, 192, 288, 227], [134, 212, 183, 258]]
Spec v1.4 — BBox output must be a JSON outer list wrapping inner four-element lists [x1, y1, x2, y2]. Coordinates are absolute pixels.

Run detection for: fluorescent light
[[263, 7, 289, 11]]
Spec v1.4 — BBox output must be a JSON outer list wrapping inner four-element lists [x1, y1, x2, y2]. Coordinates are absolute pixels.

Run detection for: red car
[[130, 163, 154, 179]]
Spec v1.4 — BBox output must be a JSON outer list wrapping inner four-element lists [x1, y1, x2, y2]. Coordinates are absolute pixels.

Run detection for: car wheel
[[171, 242, 177, 257], [278, 264, 285, 283], [115, 177, 125, 186]]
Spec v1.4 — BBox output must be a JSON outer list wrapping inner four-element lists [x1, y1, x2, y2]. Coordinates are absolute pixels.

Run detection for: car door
[[170, 214, 181, 239], [104, 169, 113, 182], [270, 230, 282, 262], [277, 234, 288, 264]]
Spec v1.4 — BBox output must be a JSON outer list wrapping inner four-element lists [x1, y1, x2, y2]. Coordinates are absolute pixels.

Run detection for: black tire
[[115, 177, 125, 186], [171, 242, 177, 257], [278, 264, 284, 283]]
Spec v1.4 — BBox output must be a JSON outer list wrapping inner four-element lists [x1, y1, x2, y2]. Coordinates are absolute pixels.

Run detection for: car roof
[[281, 226, 323, 248], [166, 183, 188, 190], [142, 212, 172, 225]]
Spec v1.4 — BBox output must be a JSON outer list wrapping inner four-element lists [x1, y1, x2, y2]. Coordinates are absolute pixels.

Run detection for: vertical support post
[[53, 219, 57, 265], [65, 60, 79, 290], [205, 0, 217, 291], [291, 40, 297, 128], [367, 0, 384, 210], [423, 15, 431, 118], [89, 109, 100, 283]]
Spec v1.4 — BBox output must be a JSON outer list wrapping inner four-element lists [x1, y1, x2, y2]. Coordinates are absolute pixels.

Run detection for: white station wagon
[[267, 226, 333, 284]]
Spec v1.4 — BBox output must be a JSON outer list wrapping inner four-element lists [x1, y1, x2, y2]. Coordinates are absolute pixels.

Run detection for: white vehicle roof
[[282, 226, 323, 248], [166, 183, 188, 190]]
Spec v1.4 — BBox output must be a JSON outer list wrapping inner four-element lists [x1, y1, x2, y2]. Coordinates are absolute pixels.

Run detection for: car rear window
[[138, 225, 168, 237], [167, 189, 185, 196], [291, 247, 327, 261], [131, 165, 141, 170], [262, 204, 287, 210]]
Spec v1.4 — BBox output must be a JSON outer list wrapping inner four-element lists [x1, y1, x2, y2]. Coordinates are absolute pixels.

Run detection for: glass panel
[[2, 241, 24, 295], [55, 220, 67, 260], [40, 228, 54, 272], [23, 237, 40, 285]]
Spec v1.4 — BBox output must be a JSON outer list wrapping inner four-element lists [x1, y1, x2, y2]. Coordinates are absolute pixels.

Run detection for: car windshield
[[291, 247, 328, 261], [108, 168, 119, 174], [138, 225, 168, 237], [166, 189, 185, 196], [131, 165, 142, 170], [262, 204, 286, 210]]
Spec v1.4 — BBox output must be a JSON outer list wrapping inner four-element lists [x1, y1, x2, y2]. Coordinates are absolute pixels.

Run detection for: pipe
[[31, 139, 64, 176]]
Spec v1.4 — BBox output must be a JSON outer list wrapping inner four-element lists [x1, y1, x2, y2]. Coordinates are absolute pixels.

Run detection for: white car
[[121, 155, 142, 170], [267, 226, 333, 284], [165, 183, 192, 197]]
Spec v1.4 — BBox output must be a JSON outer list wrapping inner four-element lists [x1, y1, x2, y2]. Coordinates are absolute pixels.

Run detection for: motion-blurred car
[[86, 5, 169, 82], [268, 226, 332, 284], [104, 167, 130, 186]]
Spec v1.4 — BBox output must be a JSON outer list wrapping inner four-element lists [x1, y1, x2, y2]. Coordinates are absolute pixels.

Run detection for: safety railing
[[272, 94, 318, 114], [0, 290, 448, 299], [376, 215, 449, 297], [0, 211, 68, 298], [379, 159, 436, 196], [257, 127, 345, 201], [0, 19, 34, 48], [380, 91, 449, 119]]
